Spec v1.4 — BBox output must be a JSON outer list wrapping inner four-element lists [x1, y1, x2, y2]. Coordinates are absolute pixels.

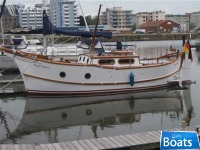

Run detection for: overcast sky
[[3, 0, 200, 16]]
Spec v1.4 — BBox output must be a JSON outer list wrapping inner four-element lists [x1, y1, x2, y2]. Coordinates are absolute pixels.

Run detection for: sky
[[2, 0, 200, 16]]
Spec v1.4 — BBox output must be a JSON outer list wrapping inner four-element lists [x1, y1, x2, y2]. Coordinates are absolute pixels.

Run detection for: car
[[134, 31, 145, 34]]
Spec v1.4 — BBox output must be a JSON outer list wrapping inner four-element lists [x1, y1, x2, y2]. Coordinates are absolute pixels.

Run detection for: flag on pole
[[183, 40, 193, 62]]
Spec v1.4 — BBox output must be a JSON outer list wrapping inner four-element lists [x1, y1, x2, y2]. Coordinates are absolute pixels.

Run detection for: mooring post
[[181, 121, 186, 130], [195, 126, 200, 134]]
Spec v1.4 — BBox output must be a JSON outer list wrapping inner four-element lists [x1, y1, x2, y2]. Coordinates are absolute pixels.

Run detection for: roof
[[139, 20, 179, 28]]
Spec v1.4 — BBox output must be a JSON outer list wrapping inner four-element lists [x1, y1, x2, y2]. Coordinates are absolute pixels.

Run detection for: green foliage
[[189, 22, 196, 30], [131, 24, 136, 31], [85, 15, 97, 25], [14, 24, 21, 28]]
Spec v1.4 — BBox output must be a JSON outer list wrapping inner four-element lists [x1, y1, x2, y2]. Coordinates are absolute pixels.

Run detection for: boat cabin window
[[87, 58, 89, 64], [118, 59, 135, 64], [79, 56, 82, 62], [98, 59, 115, 65], [78, 56, 91, 64]]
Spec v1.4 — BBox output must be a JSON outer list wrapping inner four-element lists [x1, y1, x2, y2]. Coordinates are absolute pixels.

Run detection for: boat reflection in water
[[0, 86, 193, 144]]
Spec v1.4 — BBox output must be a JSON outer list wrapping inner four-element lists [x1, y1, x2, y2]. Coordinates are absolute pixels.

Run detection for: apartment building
[[17, 4, 50, 29], [190, 11, 200, 30], [136, 11, 165, 27], [165, 14, 190, 31], [17, 0, 79, 29], [100, 7, 134, 31], [49, 0, 79, 27], [0, 5, 18, 32]]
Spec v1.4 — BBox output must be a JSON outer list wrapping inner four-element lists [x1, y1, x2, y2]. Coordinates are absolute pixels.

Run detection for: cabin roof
[[79, 51, 139, 59]]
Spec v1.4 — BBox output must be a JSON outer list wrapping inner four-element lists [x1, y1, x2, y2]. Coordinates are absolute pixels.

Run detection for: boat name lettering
[[34, 63, 50, 69]]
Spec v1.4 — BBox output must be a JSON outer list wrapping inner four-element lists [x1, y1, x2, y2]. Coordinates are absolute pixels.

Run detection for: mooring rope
[[0, 55, 35, 90], [0, 64, 18, 74]]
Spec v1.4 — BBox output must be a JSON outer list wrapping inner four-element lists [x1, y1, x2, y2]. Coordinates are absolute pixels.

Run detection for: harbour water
[[0, 40, 200, 144]]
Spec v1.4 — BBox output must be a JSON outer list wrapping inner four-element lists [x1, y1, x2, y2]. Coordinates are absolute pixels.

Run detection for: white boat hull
[[7, 52, 182, 95]]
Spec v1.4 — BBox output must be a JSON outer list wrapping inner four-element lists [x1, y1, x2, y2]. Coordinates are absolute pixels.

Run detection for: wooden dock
[[0, 79, 25, 94], [1, 126, 199, 150], [0, 130, 171, 150], [0, 79, 23, 84]]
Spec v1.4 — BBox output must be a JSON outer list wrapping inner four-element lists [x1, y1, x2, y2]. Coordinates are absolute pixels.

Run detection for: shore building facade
[[17, 4, 50, 29], [165, 14, 190, 32], [100, 7, 134, 31], [0, 5, 18, 32], [136, 11, 165, 27], [49, 0, 79, 27], [190, 11, 200, 30]]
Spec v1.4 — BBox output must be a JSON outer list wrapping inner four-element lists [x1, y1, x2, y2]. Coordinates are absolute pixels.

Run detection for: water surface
[[0, 40, 199, 144]]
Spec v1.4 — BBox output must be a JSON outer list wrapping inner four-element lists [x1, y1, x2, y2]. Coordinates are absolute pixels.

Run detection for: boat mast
[[0, 0, 6, 20], [0, 0, 6, 45], [42, 0, 49, 52], [90, 4, 102, 51], [77, 0, 89, 32]]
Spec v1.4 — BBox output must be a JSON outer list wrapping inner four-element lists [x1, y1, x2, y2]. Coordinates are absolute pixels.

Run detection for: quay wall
[[53, 33, 200, 43], [1, 33, 199, 45]]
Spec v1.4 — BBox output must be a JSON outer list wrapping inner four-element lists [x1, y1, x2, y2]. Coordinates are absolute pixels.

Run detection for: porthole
[[86, 109, 92, 116], [59, 71, 66, 78], [85, 73, 91, 79], [87, 58, 89, 64], [61, 112, 67, 119]]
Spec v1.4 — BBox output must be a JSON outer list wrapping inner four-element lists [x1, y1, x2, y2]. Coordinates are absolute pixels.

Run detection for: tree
[[189, 22, 196, 31], [85, 15, 97, 25], [131, 24, 136, 32]]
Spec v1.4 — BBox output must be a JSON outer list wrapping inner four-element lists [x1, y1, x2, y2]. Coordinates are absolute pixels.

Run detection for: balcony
[[74, 18, 79, 21], [64, 19, 70, 22]]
